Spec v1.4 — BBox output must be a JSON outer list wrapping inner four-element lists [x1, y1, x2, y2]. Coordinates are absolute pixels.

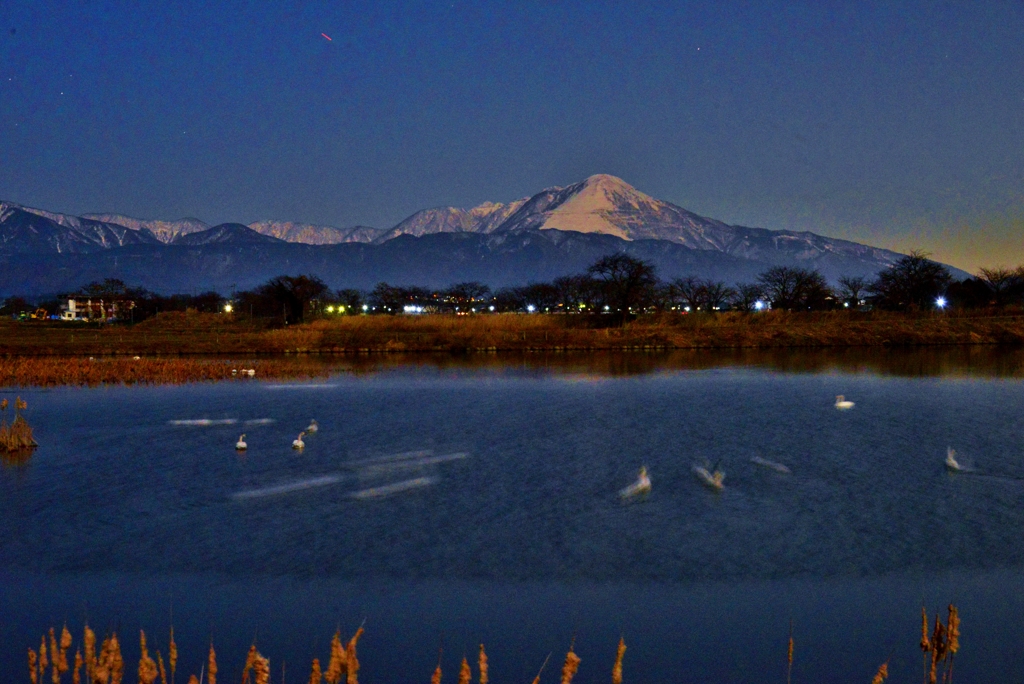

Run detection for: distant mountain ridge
[[0, 175, 966, 296]]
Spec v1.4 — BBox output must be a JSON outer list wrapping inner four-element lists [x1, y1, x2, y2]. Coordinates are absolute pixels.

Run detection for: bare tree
[[587, 254, 659, 323], [837, 275, 869, 309], [869, 250, 952, 311], [757, 266, 833, 310], [731, 283, 765, 312], [977, 267, 1021, 307]]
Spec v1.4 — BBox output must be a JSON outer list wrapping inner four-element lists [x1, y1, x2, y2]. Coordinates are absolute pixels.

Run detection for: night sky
[[1, 1, 1022, 271]]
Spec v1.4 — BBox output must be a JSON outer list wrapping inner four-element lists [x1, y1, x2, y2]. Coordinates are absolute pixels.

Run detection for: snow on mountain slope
[[83, 213, 210, 243], [247, 220, 387, 244], [1, 202, 161, 252], [374, 198, 527, 242]]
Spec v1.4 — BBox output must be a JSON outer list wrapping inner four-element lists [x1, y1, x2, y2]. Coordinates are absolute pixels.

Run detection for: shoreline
[[3, 310, 1024, 357]]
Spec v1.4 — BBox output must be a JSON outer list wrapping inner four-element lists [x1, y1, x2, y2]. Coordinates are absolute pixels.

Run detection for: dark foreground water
[[3, 351, 1024, 682]]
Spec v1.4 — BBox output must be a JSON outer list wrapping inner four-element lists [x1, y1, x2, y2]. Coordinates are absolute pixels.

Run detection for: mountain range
[[0, 175, 958, 296]]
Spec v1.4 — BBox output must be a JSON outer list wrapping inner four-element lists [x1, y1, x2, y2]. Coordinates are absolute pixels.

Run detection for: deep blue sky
[[1, 1, 1022, 270]]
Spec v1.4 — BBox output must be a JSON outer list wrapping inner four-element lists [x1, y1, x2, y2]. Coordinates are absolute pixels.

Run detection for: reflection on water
[[233, 346, 1024, 379], [2, 351, 1024, 683]]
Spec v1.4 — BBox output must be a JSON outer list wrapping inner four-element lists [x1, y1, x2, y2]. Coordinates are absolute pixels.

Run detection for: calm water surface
[[3, 351, 1024, 682]]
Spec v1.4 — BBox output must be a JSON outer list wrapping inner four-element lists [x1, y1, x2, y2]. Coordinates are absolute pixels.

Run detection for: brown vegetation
[[4, 309, 1024, 358], [24, 607, 963, 684], [0, 396, 37, 452]]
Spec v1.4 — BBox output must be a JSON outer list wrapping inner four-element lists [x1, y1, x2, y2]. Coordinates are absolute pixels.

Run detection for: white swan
[[247, 369, 256, 377], [306, 419, 319, 433], [835, 395, 855, 410], [235, 434, 247, 450], [693, 465, 725, 491], [292, 431, 306, 449], [945, 446, 963, 472], [619, 466, 652, 498]]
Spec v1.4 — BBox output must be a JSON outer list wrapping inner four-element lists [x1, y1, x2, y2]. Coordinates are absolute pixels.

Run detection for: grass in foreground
[[25, 605, 964, 684]]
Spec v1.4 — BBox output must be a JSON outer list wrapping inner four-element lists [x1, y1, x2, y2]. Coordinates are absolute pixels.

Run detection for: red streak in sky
[[321, 33, 332, 41]]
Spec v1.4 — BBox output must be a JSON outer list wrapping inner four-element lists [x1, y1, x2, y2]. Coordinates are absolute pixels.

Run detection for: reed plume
[[477, 645, 488, 684], [786, 620, 794, 684], [253, 653, 271, 684], [308, 658, 322, 684], [109, 633, 125, 684], [325, 631, 346, 684], [946, 604, 960, 683], [458, 657, 471, 684], [560, 645, 581, 684], [29, 647, 39, 684], [59, 625, 73, 675], [50, 627, 60, 684], [73, 649, 83, 684], [156, 653, 167, 684], [431, 664, 442, 684], [187, 677, 198, 684], [611, 638, 626, 684], [207, 643, 217, 684], [531, 653, 551, 684], [345, 627, 364, 684], [40, 636, 49, 676], [139, 631, 159, 684], [929, 613, 948, 684], [168, 629, 177, 684], [871, 661, 889, 684], [242, 645, 259, 684]]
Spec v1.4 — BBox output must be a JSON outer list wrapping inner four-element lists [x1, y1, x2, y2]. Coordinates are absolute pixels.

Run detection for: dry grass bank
[[3, 310, 1024, 357]]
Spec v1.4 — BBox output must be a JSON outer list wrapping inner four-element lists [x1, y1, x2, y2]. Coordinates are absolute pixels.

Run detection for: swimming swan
[[693, 465, 725, 491], [235, 434, 247, 450], [835, 395, 855, 410], [306, 419, 319, 433], [619, 466, 652, 498], [946, 447, 964, 472], [292, 431, 306, 449]]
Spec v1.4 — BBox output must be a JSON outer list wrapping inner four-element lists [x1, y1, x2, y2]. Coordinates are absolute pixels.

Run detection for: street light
[[223, 303, 233, 313], [935, 296, 947, 309]]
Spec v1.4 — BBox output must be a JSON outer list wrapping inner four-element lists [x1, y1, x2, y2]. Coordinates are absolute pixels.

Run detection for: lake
[[3, 350, 1024, 683]]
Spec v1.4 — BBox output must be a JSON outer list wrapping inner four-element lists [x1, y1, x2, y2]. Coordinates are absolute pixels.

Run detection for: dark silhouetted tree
[[587, 254, 658, 322], [868, 251, 952, 311]]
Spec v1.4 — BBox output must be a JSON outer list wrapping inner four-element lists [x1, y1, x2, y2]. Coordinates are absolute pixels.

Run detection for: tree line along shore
[[4, 251, 1024, 356]]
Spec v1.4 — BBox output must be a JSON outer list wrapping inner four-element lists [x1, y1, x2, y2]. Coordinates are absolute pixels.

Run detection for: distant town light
[[489, 305, 495, 312], [754, 300, 766, 311], [526, 304, 536, 313], [223, 303, 232, 313], [603, 305, 610, 311], [935, 296, 947, 309], [326, 305, 335, 313], [362, 304, 369, 311]]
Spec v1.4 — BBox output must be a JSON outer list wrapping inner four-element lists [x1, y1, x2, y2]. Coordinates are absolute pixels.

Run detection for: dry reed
[[611, 637, 625, 684], [207, 643, 217, 684], [22, 610, 969, 684], [73, 649, 83, 684], [325, 630, 345, 684], [560, 645, 581, 684], [168, 628, 177, 684], [139, 631, 159, 684], [787, 620, 794, 684], [84, 625, 96, 683], [308, 658, 322, 684], [477, 645, 488, 684], [345, 626, 364, 684], [530, 653, 552, 684]]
